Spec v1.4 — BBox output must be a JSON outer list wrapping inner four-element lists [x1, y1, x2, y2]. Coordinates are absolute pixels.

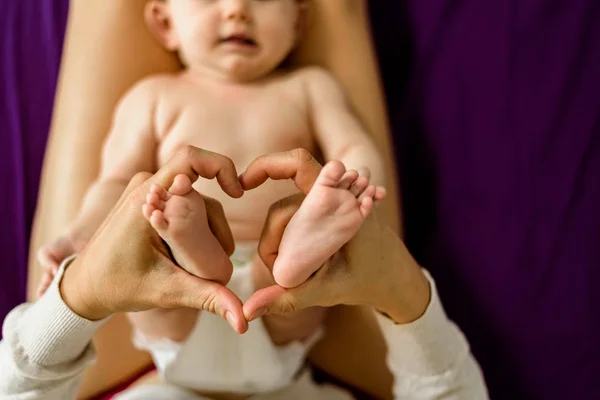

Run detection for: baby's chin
[[212, 56, 282, 83]]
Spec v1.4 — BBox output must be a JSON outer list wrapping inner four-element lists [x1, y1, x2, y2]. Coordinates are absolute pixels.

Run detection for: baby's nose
[[222, 0, 250, 22]]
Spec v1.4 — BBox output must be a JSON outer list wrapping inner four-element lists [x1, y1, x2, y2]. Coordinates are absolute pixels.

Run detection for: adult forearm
[[0, 258, 103, 399], [372, 227, 430, 324], [371, 230, 488, 399], [374, 275, 488, 399]]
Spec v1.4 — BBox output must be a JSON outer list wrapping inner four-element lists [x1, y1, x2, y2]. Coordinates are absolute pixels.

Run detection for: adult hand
[[59, 146, 249, 334], [240, 149, 431, 324]]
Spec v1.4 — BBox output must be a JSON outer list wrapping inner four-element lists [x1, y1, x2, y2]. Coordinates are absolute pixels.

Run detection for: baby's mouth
[[220, 34, 258, 48]]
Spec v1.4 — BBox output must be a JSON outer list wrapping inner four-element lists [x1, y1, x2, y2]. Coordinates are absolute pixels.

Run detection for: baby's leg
[[273, 161, 385, 288], [127, 308, 199, 343], [142, 175, 233, 285], [251, 258, 327, 345]]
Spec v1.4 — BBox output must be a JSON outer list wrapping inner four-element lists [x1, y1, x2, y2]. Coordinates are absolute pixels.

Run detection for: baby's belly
[[156, 112, 316, 240], [193, 177, 300, 241]]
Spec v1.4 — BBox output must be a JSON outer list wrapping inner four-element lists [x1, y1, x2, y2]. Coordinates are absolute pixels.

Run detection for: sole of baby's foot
[[272, 161, 378, 288], [142, 174, 233, 285]]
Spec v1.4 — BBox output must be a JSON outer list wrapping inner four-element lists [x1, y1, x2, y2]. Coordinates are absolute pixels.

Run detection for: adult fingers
[[244, 253, 347, 321], [119, 172, 154, 201], [150, 146, 243, 199], [257, 193, 305, 269], [239, 149, 322, 195], [101, 172, 155, 222], [203, 195, 235, 256], [158, 267, 248, 334], [243, 285, 290, 321], [129, 171, 154, 190], [242, 276, 323, 322]]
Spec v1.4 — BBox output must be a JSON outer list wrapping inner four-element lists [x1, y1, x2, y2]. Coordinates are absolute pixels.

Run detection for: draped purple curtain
[[369, 1, 600, 398], [0, 0, 68, 323]]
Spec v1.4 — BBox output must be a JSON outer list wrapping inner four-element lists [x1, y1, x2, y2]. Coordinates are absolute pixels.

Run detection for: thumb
[[162, 269, 248, 334], [243, 284, 309, 322], [243, 255, 342, 321]]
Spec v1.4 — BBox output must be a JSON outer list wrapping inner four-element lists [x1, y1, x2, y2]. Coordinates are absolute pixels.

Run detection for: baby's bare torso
[[153, 71, 317, 240]]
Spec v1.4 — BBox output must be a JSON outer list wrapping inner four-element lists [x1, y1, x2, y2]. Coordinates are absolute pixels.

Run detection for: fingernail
[[249, 307, 267, 322], [225, 312, 237, 330]]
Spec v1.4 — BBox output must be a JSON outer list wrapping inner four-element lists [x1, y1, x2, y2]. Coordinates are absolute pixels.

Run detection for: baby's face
[[163, 0, 302, 81]]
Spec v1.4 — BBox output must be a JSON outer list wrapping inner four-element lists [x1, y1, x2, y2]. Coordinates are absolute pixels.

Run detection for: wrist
[[372, 236, 431, 324], [376, 271, 430, 324], [59, 258, 110, 321]]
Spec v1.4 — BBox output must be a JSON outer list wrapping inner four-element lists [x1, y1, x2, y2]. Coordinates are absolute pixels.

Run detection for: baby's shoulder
[[286, 67, 346, 103], [289, 66, 339, 87], [114, 73, 184, 116], [287, 67, 344, 96], [125, 73, 181, 99]]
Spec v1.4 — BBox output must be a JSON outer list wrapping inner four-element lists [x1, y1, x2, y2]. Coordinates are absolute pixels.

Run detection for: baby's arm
[[69, 81, 159, 240], [36, 80, 159, 295], [304, 67, 386, 186], [48, 79, 198, 343]]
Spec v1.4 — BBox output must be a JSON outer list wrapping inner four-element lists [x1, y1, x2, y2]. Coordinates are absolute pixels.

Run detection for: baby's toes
[[146, 191, 166, 210], [359, 196, 374, 219], [142, 203, 157, 220], [317, 161, 346, 187], [350, 176, 370, 197], [358, 185, 377, 203], [374, 186, 387, 201], [150, 184, 170, 201], [150, 209, 169, 232], [169, 174, 194, 197], [336, 170, 360, 190]]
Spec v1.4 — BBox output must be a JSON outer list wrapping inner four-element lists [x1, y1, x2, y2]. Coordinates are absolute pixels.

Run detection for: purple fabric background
[[1, 1, 599, 399], [0, 1, 68, 327], [369, 1, 600, 398]]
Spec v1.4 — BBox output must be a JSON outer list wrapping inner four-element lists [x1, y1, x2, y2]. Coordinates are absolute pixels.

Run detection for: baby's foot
[[142, 175, 233, 285], [272, 161, 385, 288]]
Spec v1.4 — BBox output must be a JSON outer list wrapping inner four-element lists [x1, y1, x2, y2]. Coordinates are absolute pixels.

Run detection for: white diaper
[[229, 240, 259, 269], [115, 369, 353, 400], [133, 242, 324, 394]]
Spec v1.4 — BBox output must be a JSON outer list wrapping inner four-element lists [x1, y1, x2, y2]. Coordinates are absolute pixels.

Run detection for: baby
[[38, 0, 385, 396]]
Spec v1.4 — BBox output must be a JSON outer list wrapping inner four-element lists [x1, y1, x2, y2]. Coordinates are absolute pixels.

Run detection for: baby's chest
[[157, 96, 315, 169]]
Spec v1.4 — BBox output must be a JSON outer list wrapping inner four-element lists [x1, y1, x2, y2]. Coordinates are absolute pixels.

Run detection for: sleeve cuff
[[18, 255, 107, 365], [374, 269, 471, 376]]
